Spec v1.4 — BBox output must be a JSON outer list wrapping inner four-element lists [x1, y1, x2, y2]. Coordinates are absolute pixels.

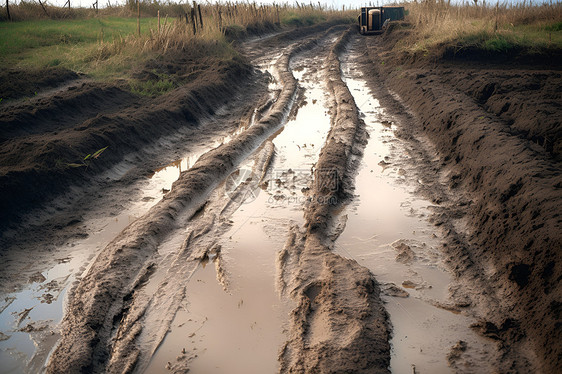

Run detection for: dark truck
[[358, 6, 405, 34]]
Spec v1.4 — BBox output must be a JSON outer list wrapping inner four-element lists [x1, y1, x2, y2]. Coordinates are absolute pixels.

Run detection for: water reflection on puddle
[[337, 60, 492, 373], [148, 131, 241, 193], [0, 209, 145, 373]]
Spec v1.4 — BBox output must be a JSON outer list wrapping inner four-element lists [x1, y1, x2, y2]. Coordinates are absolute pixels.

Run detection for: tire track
[[277, 27, 391, 374]]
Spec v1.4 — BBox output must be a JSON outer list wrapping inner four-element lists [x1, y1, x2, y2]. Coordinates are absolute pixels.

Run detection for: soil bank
[[359, 24, 561, 373]]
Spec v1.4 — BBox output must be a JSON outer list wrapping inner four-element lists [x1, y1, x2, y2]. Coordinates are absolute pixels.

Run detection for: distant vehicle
[[358, 6, 405, 34]]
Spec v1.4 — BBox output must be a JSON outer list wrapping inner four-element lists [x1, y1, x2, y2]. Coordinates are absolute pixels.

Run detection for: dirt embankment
[[278, 27, 390, 373], [44, 25, 345, 374], [360, 26, 561, 372], [0, 67, 80, 101], [0, 55, 254, 236]]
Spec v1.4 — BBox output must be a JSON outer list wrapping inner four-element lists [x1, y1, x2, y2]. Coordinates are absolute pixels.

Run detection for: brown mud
[[1, 18, 560, 374], [0, 67, 80, 101], [277, 27, 390, 373], [0, 55, 253, 236], [360, 26, 561, 373]]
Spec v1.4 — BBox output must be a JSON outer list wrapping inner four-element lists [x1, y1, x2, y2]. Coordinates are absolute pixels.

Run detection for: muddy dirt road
[[1, 23, 560, 373]]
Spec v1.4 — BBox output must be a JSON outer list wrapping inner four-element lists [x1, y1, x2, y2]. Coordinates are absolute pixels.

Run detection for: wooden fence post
[[190, 7, 197, 34], [137, 0, 140, 36], [38, 0, 49, 17], [192, 1, 197, 27], [6, 0, 11, 21], [197, 4, 203, 29], [494, 1, 499, 32]]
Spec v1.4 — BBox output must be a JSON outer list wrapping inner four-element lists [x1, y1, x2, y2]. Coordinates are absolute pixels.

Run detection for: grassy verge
[[0, 17, 159, 79], [388, 1, 562, 60], [0, 2, 355, 85]]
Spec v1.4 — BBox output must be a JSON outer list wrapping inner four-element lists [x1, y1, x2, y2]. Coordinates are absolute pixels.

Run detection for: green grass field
[[0, 17, 158, 76]]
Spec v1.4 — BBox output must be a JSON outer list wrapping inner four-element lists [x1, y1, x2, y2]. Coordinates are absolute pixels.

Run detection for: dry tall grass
[[394, 0, 562, 54], [89, 2, 354, 59], [0, 1, 355, 79], [1, 1, 354, 56]]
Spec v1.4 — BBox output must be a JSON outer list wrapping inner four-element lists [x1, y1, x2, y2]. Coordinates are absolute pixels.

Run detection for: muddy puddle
[[143, 57, 333, 373], [0, 207, 149, 373], [0, 124, 249, 374], [337, 53, 494, 372]]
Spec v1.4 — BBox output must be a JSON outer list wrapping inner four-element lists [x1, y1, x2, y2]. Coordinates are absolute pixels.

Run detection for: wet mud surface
[[1, 21, 560, 374], [362, 27, 561, 373]]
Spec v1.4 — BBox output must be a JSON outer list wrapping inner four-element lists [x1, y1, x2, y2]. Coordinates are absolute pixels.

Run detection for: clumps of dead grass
[[391, 0, 562, 57]]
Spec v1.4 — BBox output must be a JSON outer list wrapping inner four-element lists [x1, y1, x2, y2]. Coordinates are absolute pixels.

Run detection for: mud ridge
[[363, 32, 561, 372], [105, 142, 276, 374], [45, 28, 337, 374], [278, 26, 391, 373], [0, 58, 253, 235], [0, 66, 80, 101]]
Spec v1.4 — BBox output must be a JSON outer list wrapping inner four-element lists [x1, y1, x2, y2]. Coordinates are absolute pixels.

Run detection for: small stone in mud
[[432, 301, 461, 314], [447, 340, 468, 364], [19, 321, 49, 333], [378, 160, 391, 169], [15, 307, 33, 326], [29, 272, 46, 284], [402, 280, 417, 289], [382, 283, 409, 298], [41, 293, 54, 304], [42, 280, 59, 292], [470, 320, 503, 340], [392, 241, 415, 263]]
